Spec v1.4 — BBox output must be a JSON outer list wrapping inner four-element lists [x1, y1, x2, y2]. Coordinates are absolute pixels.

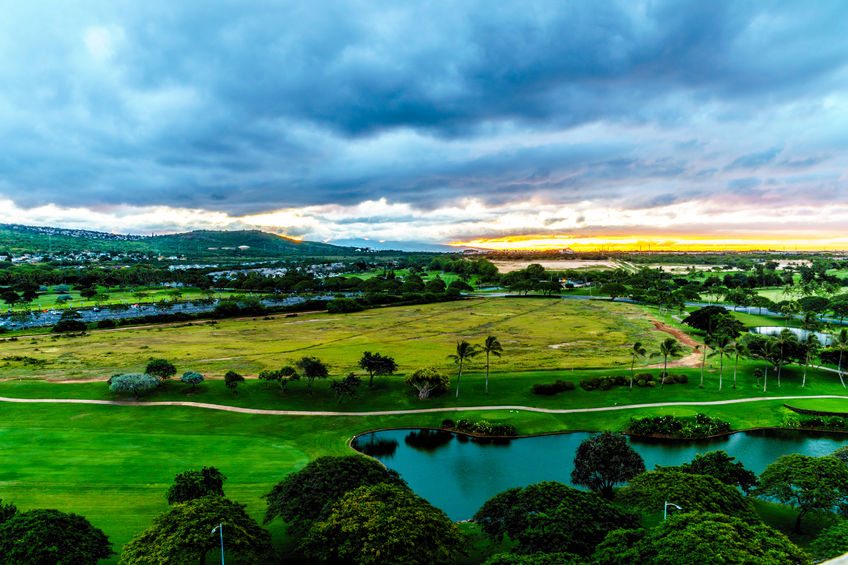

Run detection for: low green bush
[[626, 414, 731, 439], [532, 379, 576, 395], [452, 418, 517, 437]]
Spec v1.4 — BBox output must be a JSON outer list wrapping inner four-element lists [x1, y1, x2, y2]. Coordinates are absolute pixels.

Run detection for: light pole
[[663, 500, 682, 520], [211, 523, 224, 565]]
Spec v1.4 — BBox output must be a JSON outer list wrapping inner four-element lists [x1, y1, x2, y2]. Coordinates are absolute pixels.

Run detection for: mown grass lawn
[[0, 298, 672, 380]]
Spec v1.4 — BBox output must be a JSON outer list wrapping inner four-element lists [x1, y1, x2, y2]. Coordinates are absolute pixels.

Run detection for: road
[[1, 394, 846, 417]]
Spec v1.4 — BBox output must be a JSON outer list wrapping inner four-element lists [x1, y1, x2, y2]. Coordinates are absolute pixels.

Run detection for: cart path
[[0, 394, 846, 417]]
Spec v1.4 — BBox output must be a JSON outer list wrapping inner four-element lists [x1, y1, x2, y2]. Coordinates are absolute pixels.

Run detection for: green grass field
[[0, 298, 673, 380], [1, 297, 846, 562]]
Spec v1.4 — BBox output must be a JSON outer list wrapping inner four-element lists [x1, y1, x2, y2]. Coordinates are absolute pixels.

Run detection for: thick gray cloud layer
[[0, 1, 847, 237]]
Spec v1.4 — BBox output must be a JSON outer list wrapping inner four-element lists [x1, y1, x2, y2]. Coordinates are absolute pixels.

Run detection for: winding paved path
[[0, 395, 846, 417]]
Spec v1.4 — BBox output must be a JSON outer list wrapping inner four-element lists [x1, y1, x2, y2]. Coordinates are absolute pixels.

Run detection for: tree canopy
[[144, 358, 176, 379], [301, 483, 465, 565], [571, 432, 645, 498], [673, 450, 758, 493], [166, 466, 226, 505], [358, 351, 398, 387], [109, 373, 160, 399], [0, 508, 112, 565], [617, 470, 757, 521], [474, 481, 638, 556], [592, 512, 808, 564], [120, 496, 271, 565], [263, 455, 405, 525], [405, 366, 450, 399], [756, 454, 848, 531], [295, 356, 330, 393], [810, 520, 848, 562]]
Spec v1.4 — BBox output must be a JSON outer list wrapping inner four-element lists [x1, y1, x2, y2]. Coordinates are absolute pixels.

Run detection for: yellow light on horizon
[[449, 234, 848, 252]]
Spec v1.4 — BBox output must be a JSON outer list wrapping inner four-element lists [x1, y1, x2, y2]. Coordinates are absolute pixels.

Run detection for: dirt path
[[1, 395, 846, 417], [646, 319, 702, 368]]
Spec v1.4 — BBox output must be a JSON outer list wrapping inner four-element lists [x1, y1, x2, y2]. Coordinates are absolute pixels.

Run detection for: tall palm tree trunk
[[700, 344, 708, 387], [840, 350, 846, 388], [485, 352, 490, 394], [718, 352, 724, 391], [763, 366, 768, 393], [455, 359, 464, 399], [732, 353, 739, 389], [662, 356, 668, 388], [630, 356, 635, 390]]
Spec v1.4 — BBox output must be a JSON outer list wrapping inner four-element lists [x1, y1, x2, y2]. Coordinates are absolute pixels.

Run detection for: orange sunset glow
[[450, 234, 848, 252]]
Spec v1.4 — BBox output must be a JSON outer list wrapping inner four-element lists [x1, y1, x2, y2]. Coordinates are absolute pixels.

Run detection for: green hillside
[[0, 224, 359, 259]]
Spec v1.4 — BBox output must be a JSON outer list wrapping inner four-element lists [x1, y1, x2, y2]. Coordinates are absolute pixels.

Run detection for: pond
[[352, 428, 846, 520], [750, 326, 833, 345]]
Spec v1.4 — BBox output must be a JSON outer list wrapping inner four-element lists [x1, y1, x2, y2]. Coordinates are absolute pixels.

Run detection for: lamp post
[[663, 500, 682, 520], [211, 523, 224, 565]]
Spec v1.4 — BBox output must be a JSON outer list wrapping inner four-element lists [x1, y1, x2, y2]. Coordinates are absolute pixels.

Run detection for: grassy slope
[[0, 298, 672, 380]]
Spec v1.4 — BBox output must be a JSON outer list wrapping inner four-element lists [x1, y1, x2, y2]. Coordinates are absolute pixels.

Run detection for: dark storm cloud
[[0, 0, 847, 219]]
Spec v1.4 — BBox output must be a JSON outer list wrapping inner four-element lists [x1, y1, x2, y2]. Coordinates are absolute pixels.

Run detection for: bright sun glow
[[450, 234, 848, 252]]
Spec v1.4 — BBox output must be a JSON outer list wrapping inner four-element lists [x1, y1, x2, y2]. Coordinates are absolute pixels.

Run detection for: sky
[[1, 1, 848, 251]]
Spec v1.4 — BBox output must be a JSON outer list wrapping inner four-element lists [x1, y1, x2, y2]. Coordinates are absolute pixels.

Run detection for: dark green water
[[352, 429, 847, 520]]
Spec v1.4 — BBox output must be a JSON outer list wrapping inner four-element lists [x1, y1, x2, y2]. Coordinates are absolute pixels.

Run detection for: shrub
[[96, 319, 116, 329], [625, 414, 731, 439], [326, 298, 365, 313], [453, 419, 517, 436], [580, 375, 633, 391], [52, 319, 87, 333], [224, 371, 245, 394], [532, 379, 575, 395]]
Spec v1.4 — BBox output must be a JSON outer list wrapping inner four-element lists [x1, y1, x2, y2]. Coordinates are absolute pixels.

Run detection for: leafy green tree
[[224, 370, 244, 394], [405, 366, 450, 399], [0, 508, 112, 564], [0, 498, 16, 523], [121, 496, 271, 564], [617, 470, 757, 521], [756, 454, 848, 532], [448, 339, 480, 399], [657, 337, 684, 386], [1, 289, 21, 306], [329, 372, 361, 403], [481, 335, 503, 394], [296, 356, 329, 394], [674, 450, 758, 493], [180, 371, 204, 391], [831, 445, 848, 466], [628, 342, 647, 390], [810, 520, 848, 562], [358, 351, 398, 388], [474, 481, 638, 556], [145, 358, 176, 380], [263, 455, 404, 526], [302, 483, 464, 565], [258, 365, 299, 392], [484, 552, 581, 565], [599, 283, 628, 301], [166, 466, 226, 505], [592, 512, 808, 565], [109, 373, 160, 400], [571, 432, 645, 499]]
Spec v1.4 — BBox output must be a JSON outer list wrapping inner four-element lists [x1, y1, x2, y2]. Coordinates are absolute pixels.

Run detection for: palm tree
[[801, 334, 821, 388], [834, 329, 848, 388], [728, 338, 751, 390], [773, 329, 799, 388], [481, 335, 503, 394], [629, 341, 647, 390], [448, 340, 480, 399], [709, 334, 733, 391], [657, 338, 684, 388]]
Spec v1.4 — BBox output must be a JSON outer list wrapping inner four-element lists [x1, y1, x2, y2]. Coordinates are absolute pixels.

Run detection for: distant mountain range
[[0, 224, 403, 259]]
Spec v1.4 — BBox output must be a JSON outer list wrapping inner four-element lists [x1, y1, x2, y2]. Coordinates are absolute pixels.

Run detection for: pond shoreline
[[349, 424, 848, 450]]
